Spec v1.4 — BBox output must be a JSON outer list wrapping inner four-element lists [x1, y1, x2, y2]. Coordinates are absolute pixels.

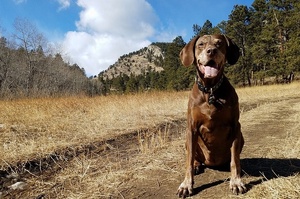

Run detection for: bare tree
[[13, 18, 47, 52], [0, 18, 100, 98], [0, 37, 11, 95], [13, 18, 48, 94]]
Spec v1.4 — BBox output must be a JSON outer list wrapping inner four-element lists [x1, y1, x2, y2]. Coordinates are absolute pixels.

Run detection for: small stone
[[0, 124, 5, 132], [8, 181, 27, 190]]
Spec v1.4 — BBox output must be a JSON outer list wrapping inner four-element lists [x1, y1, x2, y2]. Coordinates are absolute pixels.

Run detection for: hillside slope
[[99, 44, 165, 80]]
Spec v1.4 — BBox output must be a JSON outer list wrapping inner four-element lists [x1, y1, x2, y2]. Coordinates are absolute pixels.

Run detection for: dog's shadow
[[193, 158, 300, 194], [241, 158, 300, 189]]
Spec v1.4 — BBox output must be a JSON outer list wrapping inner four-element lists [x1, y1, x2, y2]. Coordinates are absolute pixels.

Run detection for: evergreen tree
[[126, 74, 139, 93], [164, 36, 188, 90], [193, 20, 220, 37], [226, 5, 253, 85]]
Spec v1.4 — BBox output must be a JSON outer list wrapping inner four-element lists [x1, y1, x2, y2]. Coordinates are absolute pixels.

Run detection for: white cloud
[[62, 0, 158, 76], [57, 0, 71, 10]]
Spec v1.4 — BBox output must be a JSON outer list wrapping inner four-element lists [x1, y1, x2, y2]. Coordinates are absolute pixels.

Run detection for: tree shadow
[[192, 158, 300, 195]]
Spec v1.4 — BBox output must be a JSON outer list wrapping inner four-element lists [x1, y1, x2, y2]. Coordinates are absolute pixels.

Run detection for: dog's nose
[[206, 47, 217, 56]]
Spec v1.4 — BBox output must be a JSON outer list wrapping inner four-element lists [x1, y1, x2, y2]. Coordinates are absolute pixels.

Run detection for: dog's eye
[[198, 42, 204, 48], [215, 40, 222, 47]]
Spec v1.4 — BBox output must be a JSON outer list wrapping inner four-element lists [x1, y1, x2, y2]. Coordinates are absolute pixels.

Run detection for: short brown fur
[[177, 35, 247, 198]]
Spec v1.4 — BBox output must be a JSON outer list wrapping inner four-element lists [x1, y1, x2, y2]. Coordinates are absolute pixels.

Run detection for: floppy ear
[[223, 35, 240, 65], [180, 36, 200, 67]]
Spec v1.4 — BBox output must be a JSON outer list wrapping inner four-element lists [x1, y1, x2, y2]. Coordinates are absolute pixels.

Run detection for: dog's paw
[[177, 180, 193, 198], [230, 178, 247, 195]]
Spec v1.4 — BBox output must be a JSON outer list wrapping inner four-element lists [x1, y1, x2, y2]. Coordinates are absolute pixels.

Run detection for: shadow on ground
[[241, 158, 300, 190], [191, 158, 300, 196]]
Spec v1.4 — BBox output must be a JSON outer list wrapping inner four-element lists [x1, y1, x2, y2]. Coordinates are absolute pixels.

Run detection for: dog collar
[[197, 75, 224, 104]]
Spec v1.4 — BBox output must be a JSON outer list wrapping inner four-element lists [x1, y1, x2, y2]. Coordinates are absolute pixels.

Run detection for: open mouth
[[198, 60, 219, 78]]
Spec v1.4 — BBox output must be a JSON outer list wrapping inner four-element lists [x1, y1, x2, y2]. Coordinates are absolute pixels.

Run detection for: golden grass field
[[0, 82, 300, 198]]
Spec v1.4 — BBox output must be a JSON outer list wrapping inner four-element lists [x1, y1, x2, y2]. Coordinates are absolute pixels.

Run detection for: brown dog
[[177, 35, 246, 198]]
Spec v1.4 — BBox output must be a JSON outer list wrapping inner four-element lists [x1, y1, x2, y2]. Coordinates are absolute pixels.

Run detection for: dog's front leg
[[177, 127, 197, 198], [229, 125, 247, 194]]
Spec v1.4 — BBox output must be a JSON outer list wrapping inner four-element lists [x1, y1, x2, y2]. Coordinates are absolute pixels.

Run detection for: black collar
[[196, 75, 224, 104], [197, 75, 224, 93]]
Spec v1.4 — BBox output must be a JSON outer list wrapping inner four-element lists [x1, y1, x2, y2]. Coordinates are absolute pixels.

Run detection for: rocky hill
[[99, 44, 165, 80]]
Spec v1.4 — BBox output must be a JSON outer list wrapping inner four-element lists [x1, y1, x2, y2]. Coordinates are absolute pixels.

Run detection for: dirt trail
[[118, 98, 300, 199], [1, 98, 300, 198]]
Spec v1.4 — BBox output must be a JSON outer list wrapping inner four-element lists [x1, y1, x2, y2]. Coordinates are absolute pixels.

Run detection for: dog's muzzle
[[197, 60, 219, 78]]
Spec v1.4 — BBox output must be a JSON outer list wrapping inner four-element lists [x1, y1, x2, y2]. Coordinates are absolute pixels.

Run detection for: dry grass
[[239, 89, 300, 199], [0, 91, 187, 166], [1, 82, 300, 198], [237, 82, 300, 111]]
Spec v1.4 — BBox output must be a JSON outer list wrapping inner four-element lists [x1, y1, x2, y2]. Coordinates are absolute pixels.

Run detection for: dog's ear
[[180, 36, 200, 67], [223, 35, 240, 65]]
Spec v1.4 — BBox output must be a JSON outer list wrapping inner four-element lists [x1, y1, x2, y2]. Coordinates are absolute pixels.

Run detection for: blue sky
[[0, 0, 253, 76]]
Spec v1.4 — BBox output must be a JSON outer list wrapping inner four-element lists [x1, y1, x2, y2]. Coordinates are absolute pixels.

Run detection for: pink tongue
[[204, 66, 218, 78]]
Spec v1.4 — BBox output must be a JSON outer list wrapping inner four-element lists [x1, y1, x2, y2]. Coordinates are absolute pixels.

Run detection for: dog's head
[[180, 34, 240, 79]]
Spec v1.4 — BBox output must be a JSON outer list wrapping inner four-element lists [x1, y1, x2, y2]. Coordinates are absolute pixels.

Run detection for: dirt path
[[119, 98, 300, 199], [1, 98, 300, 198]]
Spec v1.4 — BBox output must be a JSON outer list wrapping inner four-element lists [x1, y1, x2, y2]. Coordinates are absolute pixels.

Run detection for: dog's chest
[[199, 101, 231, 121], [196, 103, 233, 139]]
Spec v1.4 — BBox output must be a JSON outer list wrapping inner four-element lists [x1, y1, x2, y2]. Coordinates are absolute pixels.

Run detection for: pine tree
[[226, 5, 253, 85]]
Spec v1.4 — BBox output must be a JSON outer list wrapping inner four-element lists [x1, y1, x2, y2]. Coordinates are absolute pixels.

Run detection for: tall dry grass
[[1, 83, 300, 166], [0, 91, 187, 166], [1, 82, 300, 198], [237, 81, 300, 105]]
